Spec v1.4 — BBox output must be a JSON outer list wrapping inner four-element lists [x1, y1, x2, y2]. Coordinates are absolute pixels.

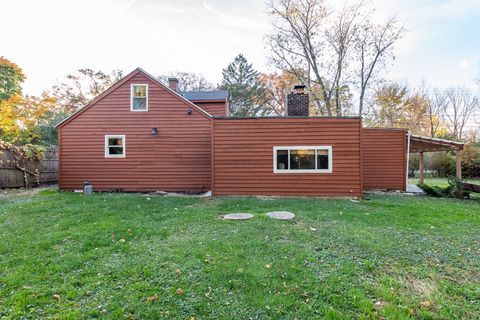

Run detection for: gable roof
[[55, 68, 212, 128], [182, 90, 228, 102]]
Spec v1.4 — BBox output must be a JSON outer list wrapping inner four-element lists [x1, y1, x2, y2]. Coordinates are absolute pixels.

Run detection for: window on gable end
[[131, 84, 148, 111]]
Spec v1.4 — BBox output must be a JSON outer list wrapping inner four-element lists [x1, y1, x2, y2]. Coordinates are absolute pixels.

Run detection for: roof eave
[[189, 99, 227, 103], [54, 67, 213, 129]]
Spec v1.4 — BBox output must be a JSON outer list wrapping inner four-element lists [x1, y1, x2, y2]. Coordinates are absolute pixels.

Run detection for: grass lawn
[[1, 190, 479, 319], [409, 177, 480, 198], [408, 177, 480, 189]]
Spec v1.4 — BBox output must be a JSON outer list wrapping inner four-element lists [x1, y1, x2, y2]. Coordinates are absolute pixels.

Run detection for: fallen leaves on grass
[[53, 294, 61, 301], [265, 264, 272, 269], [204, 254, 212, 264], [176, 288, 185, 295], [147, 293, 158, 302], [205, 286, 212, 298], [301, 291, 309, 303], [373, 300, 388, 309], [175, 269, 182, 275], [420, 300, 432, 308]]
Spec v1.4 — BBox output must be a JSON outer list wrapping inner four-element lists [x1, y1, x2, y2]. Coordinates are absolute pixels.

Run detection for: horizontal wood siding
[[59, 72, 212, 192], [212, 118, 362, 197], [362, 128, 406, 191], [193, 102, 227, 117]]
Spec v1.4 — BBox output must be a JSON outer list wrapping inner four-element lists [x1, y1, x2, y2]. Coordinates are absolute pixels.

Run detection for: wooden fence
[[0, 147, 58, 188]]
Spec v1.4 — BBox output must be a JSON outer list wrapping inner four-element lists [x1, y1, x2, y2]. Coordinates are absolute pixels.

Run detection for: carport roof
[[409, 134, 464, 153]]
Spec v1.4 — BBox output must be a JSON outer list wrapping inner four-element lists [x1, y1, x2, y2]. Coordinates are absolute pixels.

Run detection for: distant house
[[56, 68, 463, 196]]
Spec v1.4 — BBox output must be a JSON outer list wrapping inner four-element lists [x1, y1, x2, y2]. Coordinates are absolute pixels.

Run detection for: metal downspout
[[406, 130, 411, 189]]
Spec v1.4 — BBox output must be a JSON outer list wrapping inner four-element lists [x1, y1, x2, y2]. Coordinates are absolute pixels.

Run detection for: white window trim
[[273, 146, 333, 173], [130, 84, 148, 112], [105, 135, 126, 158]]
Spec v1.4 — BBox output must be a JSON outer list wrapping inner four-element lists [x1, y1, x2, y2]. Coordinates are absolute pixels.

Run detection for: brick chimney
[[286, 84, 309, 116], [168, 77, 179, 91]]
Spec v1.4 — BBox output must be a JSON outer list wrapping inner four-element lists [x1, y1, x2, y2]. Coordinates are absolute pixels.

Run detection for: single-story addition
[[55, 68, 463, 197]]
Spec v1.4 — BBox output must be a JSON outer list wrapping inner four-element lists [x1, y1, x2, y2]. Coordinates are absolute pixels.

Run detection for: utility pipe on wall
[[406, 130, 411, 189]]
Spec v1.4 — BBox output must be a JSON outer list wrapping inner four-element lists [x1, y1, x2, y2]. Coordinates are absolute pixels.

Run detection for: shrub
[[417, 182, 444, 197], [0, 141, 45, 161], [408, 154, 419, 177], [417, 176, 470, 199], [462, 145, 480, 178], [429, 152, 455, 177]]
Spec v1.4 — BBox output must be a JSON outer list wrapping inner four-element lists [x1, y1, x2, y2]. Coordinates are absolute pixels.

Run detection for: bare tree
[[354, 16, 404, 117], [157, 71, 214, 92], [258, 71, 300, 115], [442, 87, 479, 140], [53, 68, 123, 113], [325, 2, 364, 116], [426, 88, 448, 138], [267, 0, 331, 114], [266, 0, 404, 116]]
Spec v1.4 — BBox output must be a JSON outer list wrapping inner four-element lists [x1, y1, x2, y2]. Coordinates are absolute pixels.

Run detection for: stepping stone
[[222, 213, 254, 220], [266, 211, 295, 220]]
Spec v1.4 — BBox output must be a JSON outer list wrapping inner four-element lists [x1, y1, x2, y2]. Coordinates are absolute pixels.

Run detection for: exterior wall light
[[151, 127, 158, 135], [187, 108, 192, 115]]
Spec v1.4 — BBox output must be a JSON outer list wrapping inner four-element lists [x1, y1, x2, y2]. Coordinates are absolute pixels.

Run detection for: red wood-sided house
[[56, 68, 464, 197]]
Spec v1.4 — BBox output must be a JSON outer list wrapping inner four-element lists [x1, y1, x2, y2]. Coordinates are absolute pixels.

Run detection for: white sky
[[2, 0, 480, 96]]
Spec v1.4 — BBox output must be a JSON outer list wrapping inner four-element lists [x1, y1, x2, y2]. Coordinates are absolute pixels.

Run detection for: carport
[[408, 134, 465, 183]]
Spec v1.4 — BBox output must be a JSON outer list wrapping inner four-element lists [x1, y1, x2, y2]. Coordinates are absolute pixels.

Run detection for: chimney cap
[[293, 84, 306, 90], [168, 77, 179, 82]]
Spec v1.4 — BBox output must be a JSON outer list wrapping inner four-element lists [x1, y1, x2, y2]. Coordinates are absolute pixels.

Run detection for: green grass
[[1, 190, 479, 319], [409, 177, 480, 198], [409, 177, 480, 189]]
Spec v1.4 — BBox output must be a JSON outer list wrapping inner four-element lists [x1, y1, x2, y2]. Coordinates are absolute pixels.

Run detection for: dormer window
[[131, 84, 148, 111]]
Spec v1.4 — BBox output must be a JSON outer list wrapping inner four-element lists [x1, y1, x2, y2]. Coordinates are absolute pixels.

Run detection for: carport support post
[[455, 149, 462, 179], [419, 152, 424, 183]]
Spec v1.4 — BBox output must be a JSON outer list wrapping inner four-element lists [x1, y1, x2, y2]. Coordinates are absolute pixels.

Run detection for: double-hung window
[[105, 135, 126, 158], [131, 84, 148, 111], [274, 146, 332, 173]]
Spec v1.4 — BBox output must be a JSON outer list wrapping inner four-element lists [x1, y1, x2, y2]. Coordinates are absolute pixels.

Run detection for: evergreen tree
[[219, 54, 267, 116]]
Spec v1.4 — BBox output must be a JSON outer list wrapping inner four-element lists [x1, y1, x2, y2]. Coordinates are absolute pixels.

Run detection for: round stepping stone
[[266, 211, 295, 220], [222, 213, 254, 220]]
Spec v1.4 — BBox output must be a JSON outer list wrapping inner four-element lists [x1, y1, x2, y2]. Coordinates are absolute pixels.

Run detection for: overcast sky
[[2, 0, 480, 96]]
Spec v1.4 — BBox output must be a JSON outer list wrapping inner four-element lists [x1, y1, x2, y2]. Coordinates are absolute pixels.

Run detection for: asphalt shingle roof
[[181, 90, 228, 101]]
